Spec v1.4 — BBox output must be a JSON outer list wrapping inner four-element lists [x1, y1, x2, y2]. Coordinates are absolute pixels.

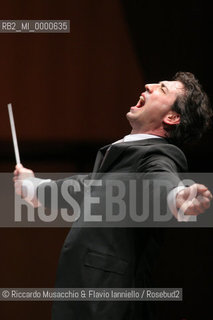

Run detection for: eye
[[146, 86, 151, 93], [160, 84, 166, 94]]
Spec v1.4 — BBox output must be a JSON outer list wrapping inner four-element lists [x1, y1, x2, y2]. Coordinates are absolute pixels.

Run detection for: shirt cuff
[[22, 177, 51, 203]]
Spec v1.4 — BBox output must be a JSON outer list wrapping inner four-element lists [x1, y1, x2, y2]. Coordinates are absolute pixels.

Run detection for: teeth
[[139, 95, 145, 107]]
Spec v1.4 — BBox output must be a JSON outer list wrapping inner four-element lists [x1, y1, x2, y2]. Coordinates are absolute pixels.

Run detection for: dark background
[[0, 1, 213, 319]]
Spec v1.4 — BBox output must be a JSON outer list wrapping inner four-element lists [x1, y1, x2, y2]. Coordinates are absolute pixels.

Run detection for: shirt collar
[[113, 133, 161, 144]]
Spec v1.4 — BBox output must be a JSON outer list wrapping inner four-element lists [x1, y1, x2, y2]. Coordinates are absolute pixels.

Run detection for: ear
[[163, 111, 180, 125]]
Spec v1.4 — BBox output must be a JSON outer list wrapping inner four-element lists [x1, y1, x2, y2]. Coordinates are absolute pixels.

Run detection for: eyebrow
[[159, 82, 169, 93]]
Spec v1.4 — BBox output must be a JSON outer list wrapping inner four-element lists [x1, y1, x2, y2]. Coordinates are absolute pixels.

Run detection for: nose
[[145, 83, 159, 93]]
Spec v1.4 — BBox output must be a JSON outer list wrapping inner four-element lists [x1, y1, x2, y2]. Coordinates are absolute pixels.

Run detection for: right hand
[[13, 164, 35, 196], [13, 164, 40, 207]]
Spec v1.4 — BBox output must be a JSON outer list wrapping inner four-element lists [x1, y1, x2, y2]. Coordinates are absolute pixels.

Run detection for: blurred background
[[0, 1, 213, 319]]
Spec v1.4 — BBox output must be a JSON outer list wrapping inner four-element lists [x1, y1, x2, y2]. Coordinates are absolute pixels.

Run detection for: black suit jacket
[[39, 138, 187, 320]]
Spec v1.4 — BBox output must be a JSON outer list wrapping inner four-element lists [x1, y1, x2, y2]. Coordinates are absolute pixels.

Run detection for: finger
[[195, 184, 209, 194], [197, 195, 211, 209], [16, 164, 23, 169], [14, 166, 24, 175], [191, 198, 205, 214], [13, 176, 22, 182], [202, 200, 211, 209], [180, 198, 205, 215], [183, 206, 201, 216], [179, 184, 200, 200], [202, 190, 213, 199], [189, 184, 213, 201], [192, 196, 211, 213]]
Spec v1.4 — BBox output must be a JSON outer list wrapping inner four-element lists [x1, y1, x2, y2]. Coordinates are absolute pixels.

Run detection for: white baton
[[8, 103, 21, 165]]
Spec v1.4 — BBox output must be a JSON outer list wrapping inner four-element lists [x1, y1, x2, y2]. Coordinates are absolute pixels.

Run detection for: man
[[14, 72, 212, 319]]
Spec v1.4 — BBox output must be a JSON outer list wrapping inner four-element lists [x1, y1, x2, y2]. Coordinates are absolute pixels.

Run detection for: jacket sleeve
[[36, 174, 90, 210], [136, 144, 187, 192]]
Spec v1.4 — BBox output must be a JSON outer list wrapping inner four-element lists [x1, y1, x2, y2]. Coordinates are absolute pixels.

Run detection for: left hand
[[176, 183, 212, 216]]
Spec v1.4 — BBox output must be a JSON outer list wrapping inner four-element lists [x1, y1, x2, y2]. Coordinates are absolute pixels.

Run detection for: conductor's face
[[127, 80, 184, 135]]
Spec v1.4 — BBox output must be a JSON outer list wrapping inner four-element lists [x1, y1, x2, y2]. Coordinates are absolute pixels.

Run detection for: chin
[[126, 112, 135, 127], [126, 111, 132, 120], [126, 109, 138, 119]]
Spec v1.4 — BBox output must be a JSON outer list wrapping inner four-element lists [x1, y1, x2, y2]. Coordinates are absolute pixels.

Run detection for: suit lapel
[[99, 143, 127, 172], [93, 138, 168, 173], [92, 144, 111, 173]]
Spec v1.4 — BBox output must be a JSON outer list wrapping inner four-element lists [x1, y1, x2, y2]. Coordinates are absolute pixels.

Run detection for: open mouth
[[135, 95, 146, 108]]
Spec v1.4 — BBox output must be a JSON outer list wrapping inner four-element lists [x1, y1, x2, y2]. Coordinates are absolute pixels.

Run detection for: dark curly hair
[[164, 72, 212, 145]]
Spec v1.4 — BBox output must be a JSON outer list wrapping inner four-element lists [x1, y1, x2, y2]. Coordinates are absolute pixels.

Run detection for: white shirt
[[113, 133, 161, 144]]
